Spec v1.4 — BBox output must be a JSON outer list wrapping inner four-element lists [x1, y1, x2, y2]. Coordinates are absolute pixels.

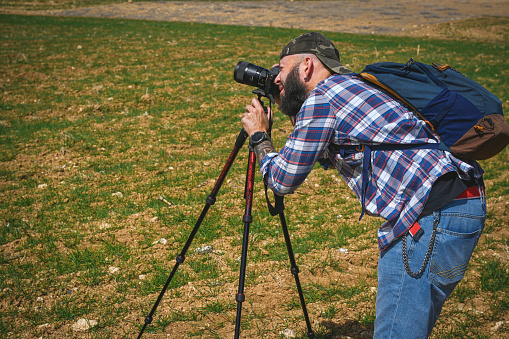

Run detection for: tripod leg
[[137, 129, 248, 339], [234, 148, 257, 339], [279, 210, 315, 338]]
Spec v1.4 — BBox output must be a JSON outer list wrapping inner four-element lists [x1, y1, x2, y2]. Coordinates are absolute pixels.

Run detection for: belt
[[409, 185, 483, 241]]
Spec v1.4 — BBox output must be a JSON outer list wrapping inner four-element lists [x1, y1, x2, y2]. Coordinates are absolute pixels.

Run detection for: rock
[[280, 328, 296, 338], [194, 245, 213, 254], [108, 266, 119, 274], [492, 321, 504, 332], [72, 318, 97, 332], [111, 192, 123, 198], [152, 238, 167, 245]]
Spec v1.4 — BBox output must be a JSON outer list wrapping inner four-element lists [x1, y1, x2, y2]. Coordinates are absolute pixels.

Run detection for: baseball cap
[[280, 32, 352, 75]]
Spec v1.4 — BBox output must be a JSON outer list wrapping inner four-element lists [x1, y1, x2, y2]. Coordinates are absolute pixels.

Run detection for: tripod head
[[251, 89, 274, 136], [253, 88, 276, 106]]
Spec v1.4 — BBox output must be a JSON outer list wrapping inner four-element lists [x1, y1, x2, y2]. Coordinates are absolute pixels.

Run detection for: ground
[[1, 1, 508, 338], [2, 0, 509, 40]]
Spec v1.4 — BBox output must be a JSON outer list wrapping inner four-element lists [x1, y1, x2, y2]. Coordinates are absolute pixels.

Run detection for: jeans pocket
[[428, 227, 483, 288]]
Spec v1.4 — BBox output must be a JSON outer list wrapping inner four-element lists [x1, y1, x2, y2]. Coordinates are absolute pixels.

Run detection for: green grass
[[0, 11, 507, 339], [480, 258, 509, 293]]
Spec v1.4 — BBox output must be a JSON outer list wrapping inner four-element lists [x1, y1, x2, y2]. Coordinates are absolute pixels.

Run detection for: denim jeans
[[374, 194, 486, 338]]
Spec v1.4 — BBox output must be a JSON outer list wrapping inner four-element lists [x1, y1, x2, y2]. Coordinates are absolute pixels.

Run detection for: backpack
[[326, 59, 509, 220], [358, 58, 509, 160]]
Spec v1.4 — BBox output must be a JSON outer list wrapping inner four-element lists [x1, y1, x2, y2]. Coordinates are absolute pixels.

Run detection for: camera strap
[[264, 183, 285, 216], [259, 99, 285, 216]]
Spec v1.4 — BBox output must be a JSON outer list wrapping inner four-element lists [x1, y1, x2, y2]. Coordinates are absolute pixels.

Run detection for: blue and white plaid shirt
[[260, 74, 483, 251]]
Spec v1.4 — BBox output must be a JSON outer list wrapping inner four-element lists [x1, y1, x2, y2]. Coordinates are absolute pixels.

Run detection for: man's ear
[[301, 56, 313, 81]]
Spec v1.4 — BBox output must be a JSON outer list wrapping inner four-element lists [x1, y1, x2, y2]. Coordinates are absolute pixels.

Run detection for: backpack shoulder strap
[[358, 71, 440, 138], [359, 72, 419, 113], [327, 142, 444, 220]]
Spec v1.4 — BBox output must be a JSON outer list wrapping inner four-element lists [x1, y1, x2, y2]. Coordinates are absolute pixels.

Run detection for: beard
[[279, 65, 307, 118]]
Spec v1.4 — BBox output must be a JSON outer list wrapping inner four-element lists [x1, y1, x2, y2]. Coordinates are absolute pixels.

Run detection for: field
[[0, 3, 508, 338]]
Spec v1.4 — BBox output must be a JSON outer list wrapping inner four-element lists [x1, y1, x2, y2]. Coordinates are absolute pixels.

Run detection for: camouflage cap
[[280, 32, 352, 75]]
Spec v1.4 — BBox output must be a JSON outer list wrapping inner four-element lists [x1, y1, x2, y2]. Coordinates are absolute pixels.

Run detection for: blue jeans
[[374, 195, 486, 338]]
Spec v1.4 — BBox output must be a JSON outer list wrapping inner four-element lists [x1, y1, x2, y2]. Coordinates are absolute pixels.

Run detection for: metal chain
[[402, 216, 439, 278]]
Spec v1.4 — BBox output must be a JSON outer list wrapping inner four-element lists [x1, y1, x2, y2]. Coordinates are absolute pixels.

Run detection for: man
[[241, 32, 486, 338]]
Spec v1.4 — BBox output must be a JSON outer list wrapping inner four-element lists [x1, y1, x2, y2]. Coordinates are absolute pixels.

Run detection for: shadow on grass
[[316, 319, 374, 338]]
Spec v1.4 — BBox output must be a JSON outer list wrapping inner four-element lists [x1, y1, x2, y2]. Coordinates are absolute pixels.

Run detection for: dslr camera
[[234, 61, 280, 104]]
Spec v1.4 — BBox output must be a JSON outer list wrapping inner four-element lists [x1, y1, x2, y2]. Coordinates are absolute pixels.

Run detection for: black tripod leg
[[234, 148, 257, 339], [137, 129, 248, 339], [279, 209, 315, 338]]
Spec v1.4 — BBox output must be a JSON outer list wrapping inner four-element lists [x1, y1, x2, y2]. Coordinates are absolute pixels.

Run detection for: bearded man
[[241, 32, 485, 338]]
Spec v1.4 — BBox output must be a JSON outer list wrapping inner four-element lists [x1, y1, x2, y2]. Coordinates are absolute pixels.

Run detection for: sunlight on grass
[[0, 12, 507, 339]]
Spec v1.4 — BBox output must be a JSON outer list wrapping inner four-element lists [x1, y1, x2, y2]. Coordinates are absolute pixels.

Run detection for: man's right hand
[[241, 98, 272, 136]]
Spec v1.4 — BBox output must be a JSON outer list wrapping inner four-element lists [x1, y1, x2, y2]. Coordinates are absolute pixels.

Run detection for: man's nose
[[275, 74, 281, 85]]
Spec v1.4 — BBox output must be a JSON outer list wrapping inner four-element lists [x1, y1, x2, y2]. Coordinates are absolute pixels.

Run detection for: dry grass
[[0, 9, 508, 339]]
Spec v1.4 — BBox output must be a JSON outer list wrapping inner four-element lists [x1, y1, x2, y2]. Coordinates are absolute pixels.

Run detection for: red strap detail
[[455, 186, 481, 200], [409, 221, 421, 237]]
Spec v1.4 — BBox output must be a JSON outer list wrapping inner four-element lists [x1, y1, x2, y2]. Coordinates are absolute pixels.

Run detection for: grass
[[0, 9, 508, 339]]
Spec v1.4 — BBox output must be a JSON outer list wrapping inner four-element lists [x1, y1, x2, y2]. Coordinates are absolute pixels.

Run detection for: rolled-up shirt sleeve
[[260, 92, 337, 195]]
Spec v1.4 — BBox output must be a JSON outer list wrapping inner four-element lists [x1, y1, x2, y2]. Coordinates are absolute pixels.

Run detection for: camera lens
[[234, 61, 269, 88]]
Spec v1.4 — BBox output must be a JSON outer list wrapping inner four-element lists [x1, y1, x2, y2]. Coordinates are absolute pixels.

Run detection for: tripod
[[137, 102, 315, 339]]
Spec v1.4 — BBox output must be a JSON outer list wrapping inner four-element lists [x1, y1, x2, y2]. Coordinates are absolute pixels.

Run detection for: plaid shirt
[[261, 74, 483, 251]]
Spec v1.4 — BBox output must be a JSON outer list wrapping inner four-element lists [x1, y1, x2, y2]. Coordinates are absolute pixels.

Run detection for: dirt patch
[[1, 2, 508, 338], [4, 0, 509, 40]]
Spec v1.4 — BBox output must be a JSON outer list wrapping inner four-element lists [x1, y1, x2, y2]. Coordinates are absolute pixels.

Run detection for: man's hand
[[241, 98, 272, 136]]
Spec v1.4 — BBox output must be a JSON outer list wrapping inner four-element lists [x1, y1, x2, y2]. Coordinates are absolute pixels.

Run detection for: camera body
[[234, 61, 280, 103]]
